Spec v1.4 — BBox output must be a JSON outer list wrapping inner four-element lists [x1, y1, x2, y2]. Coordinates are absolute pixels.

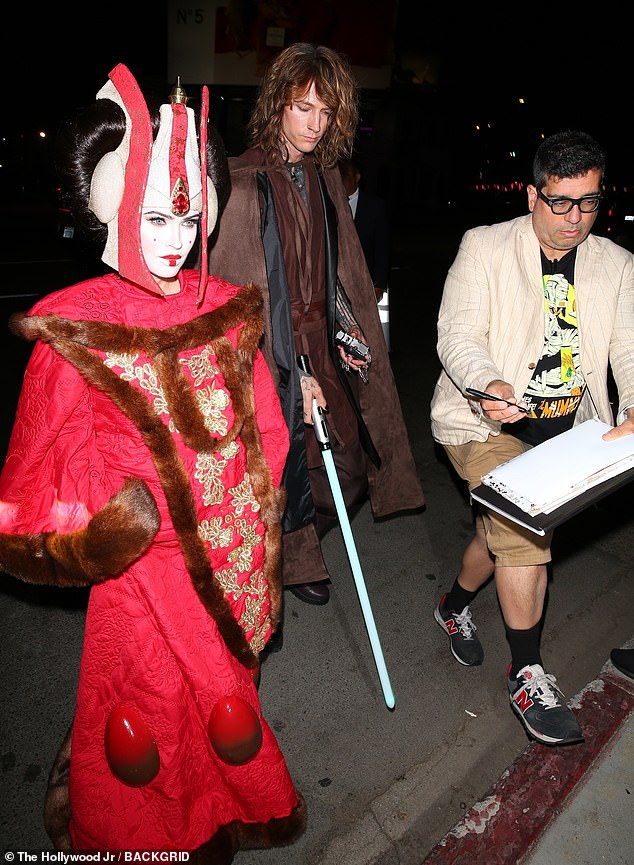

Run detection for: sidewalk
[[419, 641, 634, 865], [300, 636, 634, 865]]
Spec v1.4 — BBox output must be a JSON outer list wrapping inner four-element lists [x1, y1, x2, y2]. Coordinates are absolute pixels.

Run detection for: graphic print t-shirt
[[507, 247, 586, 445]]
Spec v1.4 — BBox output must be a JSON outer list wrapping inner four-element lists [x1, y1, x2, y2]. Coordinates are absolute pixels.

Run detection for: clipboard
[[470, 419, 634, 536], [471, 465, 634, 535]]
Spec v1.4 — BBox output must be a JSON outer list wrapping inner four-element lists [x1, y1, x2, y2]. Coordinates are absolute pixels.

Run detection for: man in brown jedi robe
[[210, 43, 424, 636]]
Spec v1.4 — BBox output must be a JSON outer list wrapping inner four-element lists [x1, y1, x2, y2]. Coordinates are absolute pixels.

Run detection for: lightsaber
[[299, 356, 395, 709]]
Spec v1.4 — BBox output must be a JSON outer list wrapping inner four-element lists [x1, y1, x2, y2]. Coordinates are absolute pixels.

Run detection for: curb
[[419, 665, 634, 865]]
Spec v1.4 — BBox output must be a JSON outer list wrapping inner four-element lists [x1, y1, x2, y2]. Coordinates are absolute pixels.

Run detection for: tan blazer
[[430, 213, 634, 446]]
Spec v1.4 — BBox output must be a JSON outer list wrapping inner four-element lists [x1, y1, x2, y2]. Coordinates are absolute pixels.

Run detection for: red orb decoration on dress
[[208, 695, 263, 765], [105, 705, 160, 787]]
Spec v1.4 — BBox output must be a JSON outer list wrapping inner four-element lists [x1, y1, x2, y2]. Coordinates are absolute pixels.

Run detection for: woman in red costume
[[0, 64, 305, 861]]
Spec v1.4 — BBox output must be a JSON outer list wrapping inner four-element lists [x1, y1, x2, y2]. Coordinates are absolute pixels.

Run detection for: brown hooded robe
[[210, 153, 425, 585]]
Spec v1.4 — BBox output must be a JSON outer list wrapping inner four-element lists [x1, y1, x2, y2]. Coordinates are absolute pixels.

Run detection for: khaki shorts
[[444, 433, 552, 567]]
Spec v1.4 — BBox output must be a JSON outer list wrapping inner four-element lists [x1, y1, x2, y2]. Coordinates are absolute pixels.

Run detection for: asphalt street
[[1, 218, 633, 864]]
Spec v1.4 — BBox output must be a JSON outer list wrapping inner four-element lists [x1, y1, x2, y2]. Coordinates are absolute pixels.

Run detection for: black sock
[[442, 579, 478, 614], [506, 622, 542, 680]]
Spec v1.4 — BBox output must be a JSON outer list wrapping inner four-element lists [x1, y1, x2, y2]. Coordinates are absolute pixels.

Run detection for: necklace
[[287, 162, 307, 202]]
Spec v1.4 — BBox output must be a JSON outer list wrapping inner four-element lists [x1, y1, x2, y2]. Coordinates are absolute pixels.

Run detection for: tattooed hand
[[300, 374, 327, 425]]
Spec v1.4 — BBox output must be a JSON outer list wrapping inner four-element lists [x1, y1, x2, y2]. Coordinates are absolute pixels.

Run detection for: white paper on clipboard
[[480, 419, 634, 516]]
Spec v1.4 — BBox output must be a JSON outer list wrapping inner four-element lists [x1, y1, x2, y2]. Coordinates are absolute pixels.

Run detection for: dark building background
[[2, 2, 632, 259]]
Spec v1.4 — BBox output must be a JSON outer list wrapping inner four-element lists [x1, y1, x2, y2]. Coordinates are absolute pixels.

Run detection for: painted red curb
[[420, 671, 634, 865]]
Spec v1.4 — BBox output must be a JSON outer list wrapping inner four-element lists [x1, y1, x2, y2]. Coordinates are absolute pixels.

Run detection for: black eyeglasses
[[536, 189, 603, 214]]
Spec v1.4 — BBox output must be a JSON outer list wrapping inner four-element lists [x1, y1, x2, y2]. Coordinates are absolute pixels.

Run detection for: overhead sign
[[168, 0, 394, 88]]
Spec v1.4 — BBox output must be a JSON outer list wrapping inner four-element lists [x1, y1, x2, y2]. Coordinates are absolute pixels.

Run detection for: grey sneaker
[[508, 663, 584, 745], [434, 595, 484, 666]]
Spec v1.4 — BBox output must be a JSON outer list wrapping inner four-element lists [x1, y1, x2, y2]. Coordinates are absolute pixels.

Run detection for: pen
[[465, 388, 530, 414]]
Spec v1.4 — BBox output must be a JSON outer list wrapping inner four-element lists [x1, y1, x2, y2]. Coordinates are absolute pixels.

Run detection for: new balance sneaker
[[434, 596, 484, 666], [508, 663, 584, 745]]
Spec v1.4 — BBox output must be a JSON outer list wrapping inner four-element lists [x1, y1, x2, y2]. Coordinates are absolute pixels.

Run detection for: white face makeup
[[140, 208, 200, 294]]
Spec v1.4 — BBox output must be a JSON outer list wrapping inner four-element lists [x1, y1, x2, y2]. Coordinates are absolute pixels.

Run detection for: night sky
[[14, 4, 168, 131]]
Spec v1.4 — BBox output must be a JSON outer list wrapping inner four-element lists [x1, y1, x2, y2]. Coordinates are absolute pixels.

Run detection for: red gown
[[0, 270, 303, 853]]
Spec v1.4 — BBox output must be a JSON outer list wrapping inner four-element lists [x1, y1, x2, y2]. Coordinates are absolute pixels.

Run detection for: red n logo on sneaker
[[514, 688, 534, 712], [446, 618, 458, 635]]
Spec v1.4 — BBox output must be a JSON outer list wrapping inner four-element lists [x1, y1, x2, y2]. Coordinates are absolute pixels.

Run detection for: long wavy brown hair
[[248, 43, 359, 169]]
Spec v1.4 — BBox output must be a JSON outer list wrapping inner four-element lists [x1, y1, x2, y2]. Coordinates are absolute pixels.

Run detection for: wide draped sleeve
[[0, 340, 113, 533]]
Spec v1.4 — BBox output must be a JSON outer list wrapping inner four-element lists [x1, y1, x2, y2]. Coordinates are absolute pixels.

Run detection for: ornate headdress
[[88, 63, 216, 301]]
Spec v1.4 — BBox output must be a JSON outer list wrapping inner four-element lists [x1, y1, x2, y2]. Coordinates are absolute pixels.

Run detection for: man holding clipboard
[[430, 130, 634, 746]]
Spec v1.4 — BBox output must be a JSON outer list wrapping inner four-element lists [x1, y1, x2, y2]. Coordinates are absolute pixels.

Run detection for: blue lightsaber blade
[[308, 385, 395, 709]]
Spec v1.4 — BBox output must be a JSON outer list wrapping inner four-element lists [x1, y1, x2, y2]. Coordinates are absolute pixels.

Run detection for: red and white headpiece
[[88, 64, 216, 299]]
